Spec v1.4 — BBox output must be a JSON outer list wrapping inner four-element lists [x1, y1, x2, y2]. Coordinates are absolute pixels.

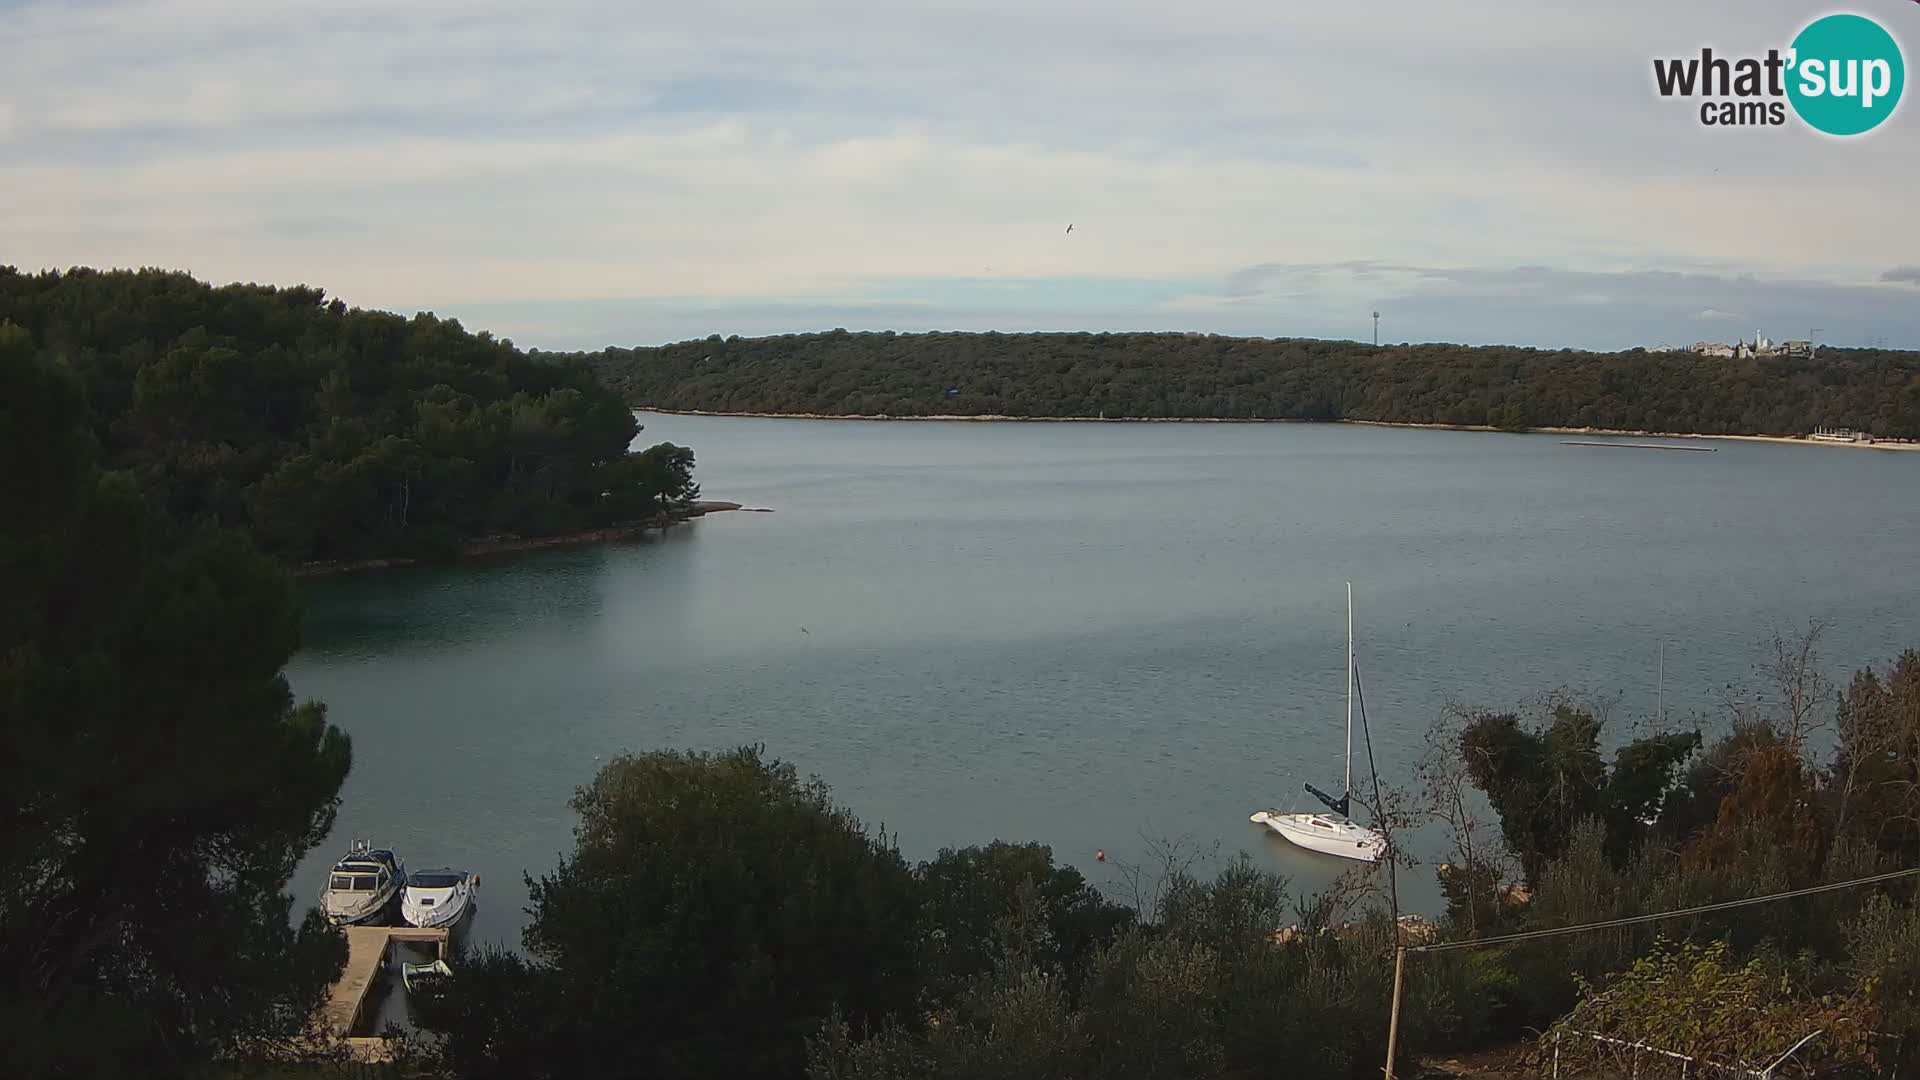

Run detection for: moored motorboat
[[400, 868, 478, 929], [321, 840, 406, 925]]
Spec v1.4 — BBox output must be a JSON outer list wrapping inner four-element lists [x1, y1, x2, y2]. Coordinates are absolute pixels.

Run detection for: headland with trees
[[578, 330, 1920, 441], [0, 267, 702, 572]]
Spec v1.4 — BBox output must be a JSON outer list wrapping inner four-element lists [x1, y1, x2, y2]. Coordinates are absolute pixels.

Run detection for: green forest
[[4, 322, 355, 1076], [580, 330, 1920, 438], [0, 267, 698, 566]]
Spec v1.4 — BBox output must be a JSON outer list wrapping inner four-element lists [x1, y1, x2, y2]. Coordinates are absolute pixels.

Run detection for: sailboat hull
[[1251, 811, 1384, 863]]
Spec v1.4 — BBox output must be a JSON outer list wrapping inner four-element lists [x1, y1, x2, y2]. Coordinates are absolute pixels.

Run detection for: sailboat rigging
[[1249, 583, 1387, 863]]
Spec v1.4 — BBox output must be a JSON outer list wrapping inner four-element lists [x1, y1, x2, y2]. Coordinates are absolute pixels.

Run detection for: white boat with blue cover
[[401, 868, 478, 929]]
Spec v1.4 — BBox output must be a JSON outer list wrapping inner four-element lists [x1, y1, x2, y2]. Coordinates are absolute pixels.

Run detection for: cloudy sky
[[6, 0, 1918, 350]]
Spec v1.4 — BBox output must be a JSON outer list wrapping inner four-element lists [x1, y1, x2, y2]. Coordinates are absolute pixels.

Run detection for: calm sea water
[[289, 415, 1920, 955]]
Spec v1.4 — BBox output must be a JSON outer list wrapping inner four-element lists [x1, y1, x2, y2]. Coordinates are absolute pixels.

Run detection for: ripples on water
[[291, 416, 1920, 943]]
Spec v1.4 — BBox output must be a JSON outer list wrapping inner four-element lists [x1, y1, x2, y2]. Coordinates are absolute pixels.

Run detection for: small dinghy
[[401, 868, 478, 929], [402, 959, 453, 995], [321, 840, 406, 925]]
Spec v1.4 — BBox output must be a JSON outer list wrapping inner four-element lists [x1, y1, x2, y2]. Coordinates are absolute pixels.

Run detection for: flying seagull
[[1065, 223, 1074, 236], [799, 627, 809, 634]]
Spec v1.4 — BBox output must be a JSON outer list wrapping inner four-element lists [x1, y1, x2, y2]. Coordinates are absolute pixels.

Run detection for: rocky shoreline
[[292, 500, 745, 578]]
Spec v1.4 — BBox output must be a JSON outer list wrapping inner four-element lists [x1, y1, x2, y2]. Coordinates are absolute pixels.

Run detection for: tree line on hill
[[576, 330, 1920, 439], [0, 267, 699, 567]]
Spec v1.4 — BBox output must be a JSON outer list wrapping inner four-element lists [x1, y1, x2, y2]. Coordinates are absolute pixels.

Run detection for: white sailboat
[[1249, 583, 1387, 863]]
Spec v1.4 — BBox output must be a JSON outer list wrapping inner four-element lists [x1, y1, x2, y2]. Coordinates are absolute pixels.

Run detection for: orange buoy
[[1095, 849, 1106, 862]]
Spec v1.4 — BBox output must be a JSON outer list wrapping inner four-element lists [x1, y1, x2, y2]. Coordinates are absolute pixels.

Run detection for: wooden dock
[[320, 925, 449, 1039]]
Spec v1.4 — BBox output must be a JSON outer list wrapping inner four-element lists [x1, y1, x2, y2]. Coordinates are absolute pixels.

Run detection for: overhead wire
[[1409, 866, 1920, 954]]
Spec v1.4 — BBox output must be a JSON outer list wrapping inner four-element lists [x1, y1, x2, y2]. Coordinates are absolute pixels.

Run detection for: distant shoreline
[[635, 409, 1920, 452], [292, 501, 744, 578]]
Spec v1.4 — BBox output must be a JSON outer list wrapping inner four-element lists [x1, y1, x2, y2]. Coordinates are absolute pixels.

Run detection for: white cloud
[[4, 0, 1918, 346], [424, 262, 1918, 352], [1154, 260, 1914, 351]]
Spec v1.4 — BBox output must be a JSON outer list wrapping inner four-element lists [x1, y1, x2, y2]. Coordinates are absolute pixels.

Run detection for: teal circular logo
[[1787, 14, 1905, 136]]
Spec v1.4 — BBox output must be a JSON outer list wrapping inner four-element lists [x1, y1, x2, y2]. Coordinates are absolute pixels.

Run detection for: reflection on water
[[300, 528, 703, 660]]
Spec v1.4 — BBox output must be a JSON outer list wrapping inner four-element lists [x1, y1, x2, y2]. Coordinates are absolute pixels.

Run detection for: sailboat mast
[[1658, 640, 1666, 726], [1345, 582, 1353, 797]]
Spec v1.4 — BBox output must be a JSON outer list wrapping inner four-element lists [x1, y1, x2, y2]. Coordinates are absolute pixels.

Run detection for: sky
[[4, 0, 1919, 351]]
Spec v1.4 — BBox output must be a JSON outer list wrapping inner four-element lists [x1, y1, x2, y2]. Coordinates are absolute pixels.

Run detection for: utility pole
[[1372, 310, 1380, 349], [1658, 640, 1665, 726], [1384, 946, 1407, 1079]]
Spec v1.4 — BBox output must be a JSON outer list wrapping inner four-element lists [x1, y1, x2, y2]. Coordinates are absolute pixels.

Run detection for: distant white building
[[1811, 427, 1869, 443], [1685, 332, 1817, 360]]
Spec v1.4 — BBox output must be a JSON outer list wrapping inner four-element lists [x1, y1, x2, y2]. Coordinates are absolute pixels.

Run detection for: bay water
[[290, 415, 1920, 953]]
